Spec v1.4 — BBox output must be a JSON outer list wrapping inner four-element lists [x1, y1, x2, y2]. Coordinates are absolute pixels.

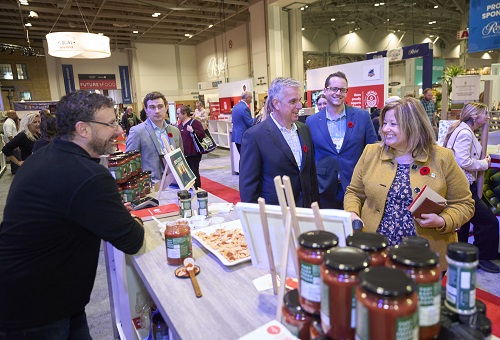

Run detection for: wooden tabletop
[[130, 193, 278, 340]]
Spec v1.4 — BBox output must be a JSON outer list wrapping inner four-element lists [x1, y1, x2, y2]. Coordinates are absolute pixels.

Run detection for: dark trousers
[[319, 181, 344, 209], [186, 154, 202, 189], [458, 183, 499, 260], [0, 310, 91, 340]]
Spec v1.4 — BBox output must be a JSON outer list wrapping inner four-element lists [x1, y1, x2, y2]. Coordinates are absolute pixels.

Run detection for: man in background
[[0, 91, 145, 338], [421, 88, 437, 129], [2, 110, 20, 174], [239, 77, 318, 207], [231, 91, 255, 154], [306, 71, 377, 209], [126, 91, 183, 183], [121, 106, 140, 136]]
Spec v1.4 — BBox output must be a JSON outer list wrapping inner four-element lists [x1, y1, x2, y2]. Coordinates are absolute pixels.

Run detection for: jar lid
[[447, 242, 478, 263], [298, 230, 338, 250], [402, 236, 429, 248], [323, 246, 370, 271], [143, 170, 152, 175], [197, 190, 208, 198], [346, 232, 388, 252], [178, 190, 191, 199], [388, 245, 439, 268], [358, 267, 415, 297], [283, 289, 309, 317]]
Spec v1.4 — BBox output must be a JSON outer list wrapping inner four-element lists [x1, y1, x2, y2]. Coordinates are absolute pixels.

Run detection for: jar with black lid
[[356, 267, 419, 340], [387, 245, 441, 339], [445, 242, 479, 315], [346, 232, 388, 266], [281, 289, 312, 339], [178, 190, 192, 218], [402, 236, 430, 248], [320, 246, 370, 340], [297, 230, 338, 315], [197, 190, 209, 216]]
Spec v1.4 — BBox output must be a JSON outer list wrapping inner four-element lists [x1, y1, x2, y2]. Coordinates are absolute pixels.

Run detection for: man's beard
[[89, 130, 116, 156]]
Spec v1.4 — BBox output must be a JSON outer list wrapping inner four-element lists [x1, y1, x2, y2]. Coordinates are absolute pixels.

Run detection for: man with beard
[[239, 77, 318, 207], [0, 91, 145, 338]]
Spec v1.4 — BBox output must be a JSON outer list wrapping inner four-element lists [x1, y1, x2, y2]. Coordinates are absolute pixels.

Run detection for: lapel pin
[[431, 173, 436, 178], [411, 164, 418, 170], [414, 187, 420, 194]]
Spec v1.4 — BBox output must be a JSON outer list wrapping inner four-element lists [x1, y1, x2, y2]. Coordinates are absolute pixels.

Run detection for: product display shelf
[[490, 111, 500, 131], [208, 120, 231, 149]]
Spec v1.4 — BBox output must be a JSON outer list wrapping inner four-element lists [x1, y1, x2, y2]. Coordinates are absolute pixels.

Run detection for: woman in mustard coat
[[344, 97, 474, 269]]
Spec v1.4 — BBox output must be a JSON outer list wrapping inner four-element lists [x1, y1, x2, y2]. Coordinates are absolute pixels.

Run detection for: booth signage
[[207, 57, 227, 78], [78, 74, 117, 89], [119, 66, 132, 104], [367, 43, 432, 61], [62, 64, 76, 94], [457, 29, 469, 40], [469, 0, 500, 53]]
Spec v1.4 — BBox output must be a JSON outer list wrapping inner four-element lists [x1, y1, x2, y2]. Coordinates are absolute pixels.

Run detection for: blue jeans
[[0, 310, 92, 340]]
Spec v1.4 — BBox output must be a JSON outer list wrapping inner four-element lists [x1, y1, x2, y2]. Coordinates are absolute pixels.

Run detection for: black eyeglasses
[[326, 87, 348, 94], [86, 121, 120, 128]]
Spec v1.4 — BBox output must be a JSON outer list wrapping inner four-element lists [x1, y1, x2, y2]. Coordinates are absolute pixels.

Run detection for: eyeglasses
[[326, 87, 348, 94], [147, 104, 165, 110], [87, 120, 121, 128]]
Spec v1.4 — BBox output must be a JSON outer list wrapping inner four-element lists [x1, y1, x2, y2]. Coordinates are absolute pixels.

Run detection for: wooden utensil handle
[[188, 270, 202, 298]]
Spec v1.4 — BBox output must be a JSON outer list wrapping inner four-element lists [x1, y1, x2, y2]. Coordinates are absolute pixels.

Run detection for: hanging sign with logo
[[78, 74, 117, 89], [62, 64, 76, 94], [457, 29, 469, 40], [469, 0, 500, 53], [119, 66, 132, 104], [207, 57, 227, 79]]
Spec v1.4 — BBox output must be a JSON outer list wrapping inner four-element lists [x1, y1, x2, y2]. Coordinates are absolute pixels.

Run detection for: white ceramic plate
[[192, 220, 250, 267]]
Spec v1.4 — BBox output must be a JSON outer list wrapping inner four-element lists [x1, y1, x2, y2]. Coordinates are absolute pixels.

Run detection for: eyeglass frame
[[86, 120, 121, 128], [325, 86, 348, 94]]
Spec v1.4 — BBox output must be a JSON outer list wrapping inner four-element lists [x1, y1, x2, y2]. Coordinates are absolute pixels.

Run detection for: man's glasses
[[326, 87, 348, 94], [147, 105, 165, 110], [87, 121, 121, 129]]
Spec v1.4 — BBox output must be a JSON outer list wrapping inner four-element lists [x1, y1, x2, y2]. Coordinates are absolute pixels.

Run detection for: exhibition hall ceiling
[[0, 0, 468, 50]]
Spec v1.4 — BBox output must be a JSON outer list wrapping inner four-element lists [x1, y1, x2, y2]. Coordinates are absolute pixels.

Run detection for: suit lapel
[[317, 110, 338, 153], [145, 121, 165, 155], [265, 119, 298, 168], [339, 106, 355, 152], [296, 123, 311, 172]]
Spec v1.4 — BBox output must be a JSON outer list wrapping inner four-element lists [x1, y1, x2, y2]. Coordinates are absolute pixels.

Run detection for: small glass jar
[[309, 315, 326, 340], [108, 156, 126, 183], [164, 220, 192, 266], [356, 267, 419, 340], [122, 178, 140, 204], [445, 242, 479, 315], [197, 190, 209, 216], [135, 174, 145, 198], [131, 150, 142, 174], [297, 230, 338, 315], [120, 155, 132, 182], [387, 245, 441, 340], [142, 171, 152, 195], [281, 289, 312, 339], [320, 246, 370, 340], [346, 232, 388, 266], [178, 190, 192, 218], [126, 152, 138, 176]]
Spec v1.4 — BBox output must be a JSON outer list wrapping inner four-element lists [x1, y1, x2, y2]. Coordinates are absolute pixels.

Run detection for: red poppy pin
[[303, 145, 308, 153], [420, 167, 430, 175], [167, 132, 173, 138], [348, 121, 354, 128]]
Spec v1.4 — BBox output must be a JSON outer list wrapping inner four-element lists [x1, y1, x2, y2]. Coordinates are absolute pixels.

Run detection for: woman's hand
[[349, 212, 363, 223], [416, 213, 445, 229], [485, 154, 491, 167], [186, 125, 194, 133]]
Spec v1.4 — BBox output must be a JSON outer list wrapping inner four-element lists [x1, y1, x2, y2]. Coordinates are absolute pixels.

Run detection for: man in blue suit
[[306, 71, 377, 209], [231, 91, 255, 154], [239, 77, 318, 207]]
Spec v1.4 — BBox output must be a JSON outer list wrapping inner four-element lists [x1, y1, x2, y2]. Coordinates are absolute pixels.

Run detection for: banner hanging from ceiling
[[469, 0, 500, 53], [119, 66, 132, 104], [78, 74, 117, 90]]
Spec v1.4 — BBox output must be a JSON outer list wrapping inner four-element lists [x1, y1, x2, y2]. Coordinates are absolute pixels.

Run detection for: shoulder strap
[[448, 128, 474, 150]]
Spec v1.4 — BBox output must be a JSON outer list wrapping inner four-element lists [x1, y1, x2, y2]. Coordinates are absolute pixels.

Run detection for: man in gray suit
[[126, 91, 183, 183], [231, 91, 255, 154]]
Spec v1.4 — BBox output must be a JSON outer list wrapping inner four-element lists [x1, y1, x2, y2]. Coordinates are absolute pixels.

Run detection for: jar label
[[446, 264, 476, 312], [395, 312, 419, 340], [166, 235, 192, 259], [355, 300, 369, 340], [122, 189, 135, 203], [109, 166, 123, 180], [418, 282, 441, 326], [280, 316, 299, 336], [299, 261, 321, 302], [180, 200, 192, 218], [320, 282, 330, 331], [350, 286, 357, 329]]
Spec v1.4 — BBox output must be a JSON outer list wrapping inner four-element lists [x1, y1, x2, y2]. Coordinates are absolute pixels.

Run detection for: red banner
[[78, 74, 117, 90]]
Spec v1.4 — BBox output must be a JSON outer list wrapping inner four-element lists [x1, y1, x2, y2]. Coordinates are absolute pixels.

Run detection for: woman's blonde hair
[[442, 102, 488, 146], [380, 97, 436, 156], [18, 112, 40, 141]]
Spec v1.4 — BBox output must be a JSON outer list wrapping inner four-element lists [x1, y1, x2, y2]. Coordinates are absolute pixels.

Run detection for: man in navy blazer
[[231, 91, 255, 153], [239, 77, 318, 207], [306, 71, 377, 209]]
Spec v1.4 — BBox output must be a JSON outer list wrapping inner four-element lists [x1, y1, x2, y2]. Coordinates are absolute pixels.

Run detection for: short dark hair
[[143, 91, 167, 108], [56, 91, 114, 139], [423, 88, 432, 95], [324, 71, 348, 88], [180, 105, 192, 117], [40, 112, 58, 142]]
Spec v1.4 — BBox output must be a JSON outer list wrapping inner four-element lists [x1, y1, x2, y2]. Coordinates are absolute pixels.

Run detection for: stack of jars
[[107, 150, 152, 205], [281, 232, 492, 340]]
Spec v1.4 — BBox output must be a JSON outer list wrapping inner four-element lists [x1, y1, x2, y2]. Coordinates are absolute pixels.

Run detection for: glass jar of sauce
[[108, 156, 126, 183], [346, 232, 388, 266], [356, 267, 419, 340], [387, 245, 441, 340], [130, 150, 142, 174], [309, 315, 326, 340], [320, 246, 370, 340], [122, 178, 140, 205], [281, 289, 312, 339], [164, 220, 192, 266], [297, 230, 338, 315], [445, 242, 479, 315], [141, 171, 152, 195]]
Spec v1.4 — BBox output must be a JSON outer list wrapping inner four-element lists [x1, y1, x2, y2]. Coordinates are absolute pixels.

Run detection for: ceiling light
[[434, 5, 438, 8], [208, 24, 213, 28], [387, 18, 390, 21], [10, 49, 15, 55], [374, 3, 379, 6], [331, 18, 335, 21], [25, 23, 32, 27], [46, 32, 111, 59], [380, 2, 385, 5], [152, 12, 161, 17], [185, 33, 190, 37], [301, 28, 305, 31], [300, 7, 304, 10], [305, 5, 308, 8], [133, 30, 139, 34], [19, 0, 29, 5], [29, 11, 38, 18], [429, 21, 433, 24]]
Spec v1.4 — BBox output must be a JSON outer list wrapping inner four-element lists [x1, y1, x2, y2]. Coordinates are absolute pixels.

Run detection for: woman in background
[[344, 97, 474, 269], [443, 102, 500, 273], [194, 101, 208, 129], [316, 94, 327, 111], [32, 112, 57, 152], [2, 112, 40, 168], [177, 105, 205, 189]]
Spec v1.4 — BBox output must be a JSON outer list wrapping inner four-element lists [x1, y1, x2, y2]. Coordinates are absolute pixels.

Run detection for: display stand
[[156, 140, 196, 196]]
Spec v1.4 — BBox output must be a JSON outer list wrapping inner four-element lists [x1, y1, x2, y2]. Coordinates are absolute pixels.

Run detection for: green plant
[[443, 65, 466, 95]]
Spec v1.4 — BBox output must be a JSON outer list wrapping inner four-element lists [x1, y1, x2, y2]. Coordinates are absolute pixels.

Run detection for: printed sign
[[78, 74, 117, 89], [469, 1, 500, 53], [119, 66, 132, 104], [62, 64, 76, 94], [451, 75, 481, 103]]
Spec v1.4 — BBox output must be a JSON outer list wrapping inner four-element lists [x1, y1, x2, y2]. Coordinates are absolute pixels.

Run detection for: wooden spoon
[[183, 258, 202, 298]]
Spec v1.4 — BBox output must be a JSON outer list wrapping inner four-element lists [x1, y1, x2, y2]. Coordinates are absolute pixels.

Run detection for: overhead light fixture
[[19, 0, 29, 5], [152, 12, 161, 17], [29, 11, 38, 18], [25, 23, 32, 27], [185, 33, 190, 37], [300, 7, 304, 10], [380, 2, 385, 5], [208, 24, 213, 28], [331, 18, 335, 21], [301, 28, 305, 31], [434, 5, 438, 8], [133, 30, 139, 34], [374, 3, 379, 6]]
